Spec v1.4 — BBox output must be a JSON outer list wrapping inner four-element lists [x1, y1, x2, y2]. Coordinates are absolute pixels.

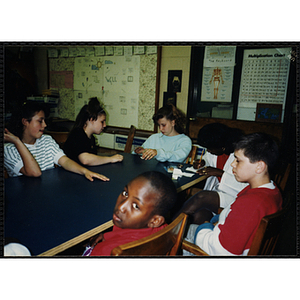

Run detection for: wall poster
[[73, 55, 140, 128], [237, 47, 291, 121], [201, 46, 236, 102]]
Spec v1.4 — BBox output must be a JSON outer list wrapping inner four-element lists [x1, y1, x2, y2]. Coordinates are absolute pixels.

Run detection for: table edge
[[38, 220, 114, 257]]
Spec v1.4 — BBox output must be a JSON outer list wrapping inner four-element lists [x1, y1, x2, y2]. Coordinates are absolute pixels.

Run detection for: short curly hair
[[133, 171, 177, 217], [197, 123, 244, 154]]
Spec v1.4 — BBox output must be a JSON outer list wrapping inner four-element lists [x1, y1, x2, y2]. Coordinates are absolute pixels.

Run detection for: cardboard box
[[194, 145, 206, 159], [96, 132, 115, 149], [115, 134, 147, 152]]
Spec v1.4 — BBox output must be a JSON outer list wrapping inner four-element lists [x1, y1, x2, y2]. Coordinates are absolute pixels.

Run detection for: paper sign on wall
[[73, 55, 140, 128]]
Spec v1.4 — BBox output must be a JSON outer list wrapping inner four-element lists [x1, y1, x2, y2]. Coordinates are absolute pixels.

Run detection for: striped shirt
[[4, 134, 66, 177]]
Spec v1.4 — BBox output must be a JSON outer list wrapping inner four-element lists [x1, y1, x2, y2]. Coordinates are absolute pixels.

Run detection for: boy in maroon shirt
[[83, 171, 177, 256], [188, 133, 283, 255]]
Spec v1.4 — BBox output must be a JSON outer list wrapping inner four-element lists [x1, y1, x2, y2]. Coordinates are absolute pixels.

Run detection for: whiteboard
[[74, 55, 140, 128]]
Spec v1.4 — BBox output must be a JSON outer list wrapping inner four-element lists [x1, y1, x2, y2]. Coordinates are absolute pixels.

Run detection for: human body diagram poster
[[74, 55, 140, 128], [201, 46, 236, 102], [238, 48, 291, 108]]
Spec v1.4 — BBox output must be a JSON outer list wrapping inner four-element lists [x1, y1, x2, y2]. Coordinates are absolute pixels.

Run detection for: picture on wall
[[201, 46, 236, 102], [255, 103, 282, 123]]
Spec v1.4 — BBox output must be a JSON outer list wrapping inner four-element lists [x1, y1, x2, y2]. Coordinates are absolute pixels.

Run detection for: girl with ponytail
[[64, 97, 123, 166]]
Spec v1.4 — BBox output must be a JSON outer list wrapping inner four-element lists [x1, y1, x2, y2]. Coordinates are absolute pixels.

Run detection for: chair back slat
[[185, 145, 197, 164], [247, 203, 288, 256], [274, 163, 291, 193], [124, 125, 136, 153], [111, 213, 188, 256]]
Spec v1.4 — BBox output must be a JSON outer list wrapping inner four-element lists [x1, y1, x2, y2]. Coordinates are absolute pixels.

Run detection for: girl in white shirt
[[4, 102, 109, 182]]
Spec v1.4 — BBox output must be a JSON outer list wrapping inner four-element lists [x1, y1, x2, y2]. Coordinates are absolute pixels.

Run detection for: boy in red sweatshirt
[[187, 133, 282, 256], [83, 171, 177, 256]]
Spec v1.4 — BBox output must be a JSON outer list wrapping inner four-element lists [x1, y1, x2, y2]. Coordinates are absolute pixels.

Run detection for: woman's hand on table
[[134, 147, 157, 160], [197, 166, 224, 178], [141, 149, 157, 160], [59, 156, 110, 181], [84, 170, 110, 182], [110, 154, 124, 163]]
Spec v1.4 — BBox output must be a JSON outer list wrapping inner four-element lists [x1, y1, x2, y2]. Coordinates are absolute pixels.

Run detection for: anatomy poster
[[74, 55, 140, 128], [201, 46, 236, 102]]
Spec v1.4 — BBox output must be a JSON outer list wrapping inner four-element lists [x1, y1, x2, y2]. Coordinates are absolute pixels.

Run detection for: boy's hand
[[89, 233, 104, 248], [193, 159, 206, 169], [134, 147, 144, 154], [197, 166, 224, 178]]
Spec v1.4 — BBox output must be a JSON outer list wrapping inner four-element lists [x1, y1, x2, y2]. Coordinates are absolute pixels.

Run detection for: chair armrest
[[182, 240, 209, 256]]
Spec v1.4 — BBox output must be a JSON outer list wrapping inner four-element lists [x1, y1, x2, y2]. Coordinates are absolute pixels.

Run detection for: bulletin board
[[73, 55, 140, 128], [48, 45, 159, 131]]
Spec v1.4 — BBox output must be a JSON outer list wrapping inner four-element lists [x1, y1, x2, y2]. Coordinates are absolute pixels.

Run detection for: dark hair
[[197, 123, 244, 154], [234, 132, 279, 174], [7, 102, 49, 139], [152, 104, 186, 134], [72, 97, 105, 130], [134, 171, 177, 217]]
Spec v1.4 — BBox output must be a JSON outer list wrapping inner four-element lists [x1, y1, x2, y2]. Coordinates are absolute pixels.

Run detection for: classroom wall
[[46, 45, 192, 130], [159, 46, 191, 114], [33, 48, 48, 95], [48, 48, 158, 131]]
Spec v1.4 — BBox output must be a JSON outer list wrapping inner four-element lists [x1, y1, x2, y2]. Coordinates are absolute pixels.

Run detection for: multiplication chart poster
[[237, 47, 291, 121]]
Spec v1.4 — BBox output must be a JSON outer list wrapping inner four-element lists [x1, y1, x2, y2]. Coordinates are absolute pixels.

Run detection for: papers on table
[[164, 165, 205, 180], [171, 168, 195, 180], [185, 166, 205, 173]]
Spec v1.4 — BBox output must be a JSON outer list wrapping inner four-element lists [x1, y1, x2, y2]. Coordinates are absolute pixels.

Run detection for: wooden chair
[[247, 203, 289, 255], [185, 145, 198, 164], [182, 203, 289, 256], [274, 163, 291, 194], [4, 168, 9, 179], [111, 213, 188, 256], [46, 131, 69, 148], [184, 145, 204, 197], [123, 125, 136, 153]]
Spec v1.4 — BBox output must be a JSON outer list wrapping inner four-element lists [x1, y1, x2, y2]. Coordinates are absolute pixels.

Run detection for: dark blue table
[[4, 153, 206, 256]]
